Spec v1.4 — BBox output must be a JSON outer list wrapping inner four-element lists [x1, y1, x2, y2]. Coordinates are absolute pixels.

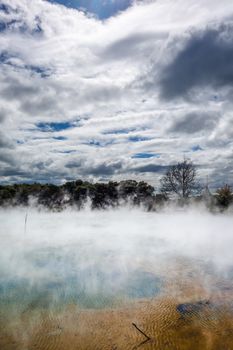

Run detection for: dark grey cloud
[[0, 166, 68, 184], [0, 167, 28, 177], [66, 160, 122, 176], [0, 81, 57, 120], [65, 160, 82, 169], [170, 111, 219, 134], [0, 154, 69, 184], [0, 109, 7, 123], [20, 96, 57, 115], [0, 150, 16, 166], [0, 132, 15, 149], [84, 161, 122, 176], [82, 85, 121, 104], [1, 79, 39, 101], [132, 164, 168, 173], [208, 161, 233, 189], [159, 25, 233, 99], [33, 160, 54, 171]]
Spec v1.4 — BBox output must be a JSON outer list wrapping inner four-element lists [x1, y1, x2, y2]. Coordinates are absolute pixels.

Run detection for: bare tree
[[160, 159, 200, 198]]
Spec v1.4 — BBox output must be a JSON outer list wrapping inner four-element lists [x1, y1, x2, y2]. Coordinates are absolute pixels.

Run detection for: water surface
[[0, 208, 233, 349]]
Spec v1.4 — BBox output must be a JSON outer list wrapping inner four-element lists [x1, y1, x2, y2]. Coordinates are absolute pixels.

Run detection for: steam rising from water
[[1, 207, 233, 350], [1, 207, 233, 310]]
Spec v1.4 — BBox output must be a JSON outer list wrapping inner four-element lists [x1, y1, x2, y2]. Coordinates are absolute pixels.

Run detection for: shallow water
[[0, 208, 233, 349]]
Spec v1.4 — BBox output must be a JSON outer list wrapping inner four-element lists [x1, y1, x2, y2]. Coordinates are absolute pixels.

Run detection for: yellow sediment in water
[[1, 293, 233, 350], [1, 259, 233, 350]]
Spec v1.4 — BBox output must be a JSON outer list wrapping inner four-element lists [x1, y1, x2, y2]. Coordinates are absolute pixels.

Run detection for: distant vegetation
[[0, 180, 156, 210], [0, 161, 232, 211]]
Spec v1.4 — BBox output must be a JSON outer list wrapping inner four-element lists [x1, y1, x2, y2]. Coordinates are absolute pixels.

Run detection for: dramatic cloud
[[160, 25, 233, 100], [0, 0, 233, 187]]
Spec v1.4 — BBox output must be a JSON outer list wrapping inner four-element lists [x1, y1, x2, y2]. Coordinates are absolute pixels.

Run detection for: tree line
[[0, 180, 155, 210], [0, 160, 232, 211]]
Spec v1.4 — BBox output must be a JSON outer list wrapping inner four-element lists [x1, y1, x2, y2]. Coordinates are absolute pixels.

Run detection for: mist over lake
[[1, 208, 233, 349]]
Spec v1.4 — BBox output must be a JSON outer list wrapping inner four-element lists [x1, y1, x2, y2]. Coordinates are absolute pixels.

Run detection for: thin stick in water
[[132, 323, 151, 341], [24, 212, 28, 235]]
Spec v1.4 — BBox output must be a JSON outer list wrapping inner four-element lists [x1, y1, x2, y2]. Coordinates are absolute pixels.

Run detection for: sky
[[0, 0, 233, 188]]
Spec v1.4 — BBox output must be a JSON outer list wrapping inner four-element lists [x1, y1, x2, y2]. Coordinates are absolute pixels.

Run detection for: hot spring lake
[[1, 208, 233, 349]]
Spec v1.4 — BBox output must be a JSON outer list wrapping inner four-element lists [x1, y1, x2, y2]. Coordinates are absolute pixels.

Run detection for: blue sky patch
[[48, 0, 133, 20], [26, 65, 51, 77], [132, 153, 161, 159], [128, 136, 151, 142], [54, 149, 76, 154], [36, 121, 74, 132], [103, 127, 136, 135], [191, 145, 203, 152], [53, 136, 68, 140]]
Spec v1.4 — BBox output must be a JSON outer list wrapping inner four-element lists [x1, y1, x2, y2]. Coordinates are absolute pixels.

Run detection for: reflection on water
[[0, 209, 233, 349]]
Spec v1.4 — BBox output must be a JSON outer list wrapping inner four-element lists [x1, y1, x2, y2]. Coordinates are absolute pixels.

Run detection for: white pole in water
[[24, 212, 28, 235]]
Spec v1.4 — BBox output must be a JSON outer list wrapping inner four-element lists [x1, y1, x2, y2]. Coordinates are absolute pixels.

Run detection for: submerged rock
[[176, 300, 211, 315]]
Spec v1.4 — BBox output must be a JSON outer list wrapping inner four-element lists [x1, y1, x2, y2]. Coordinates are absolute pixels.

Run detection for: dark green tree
[[216, 184, 233, 208]]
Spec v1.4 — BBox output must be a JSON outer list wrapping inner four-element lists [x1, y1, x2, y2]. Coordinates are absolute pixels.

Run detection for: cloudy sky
[[1, 0, 233, 188]]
